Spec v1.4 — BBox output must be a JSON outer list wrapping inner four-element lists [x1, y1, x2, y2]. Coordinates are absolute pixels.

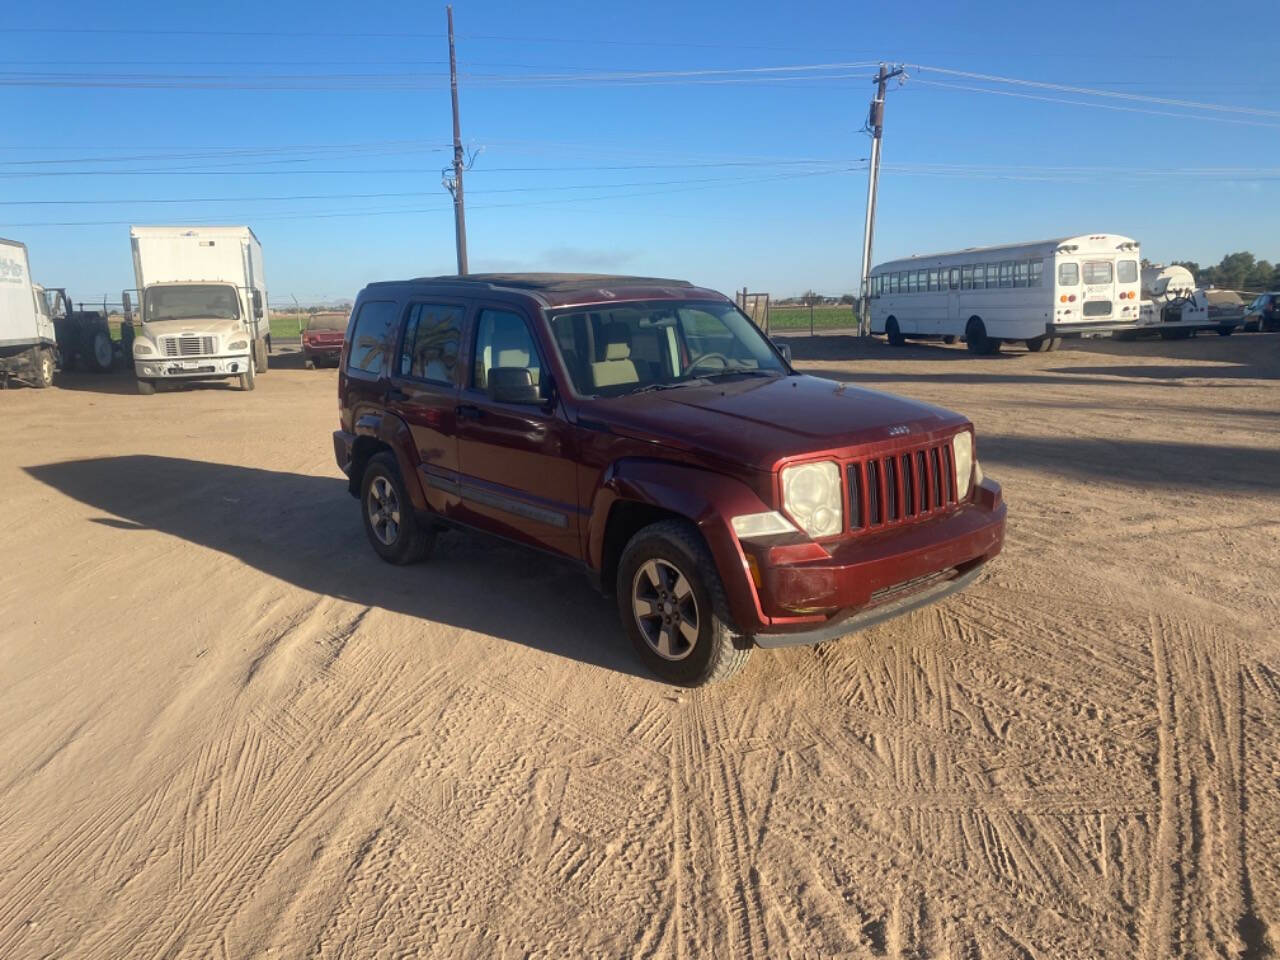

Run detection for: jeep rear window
[[548, 300, 785, 398]]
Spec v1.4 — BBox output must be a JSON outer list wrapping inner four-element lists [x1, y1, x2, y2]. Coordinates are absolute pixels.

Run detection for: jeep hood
[[591, 374, 967, 470]]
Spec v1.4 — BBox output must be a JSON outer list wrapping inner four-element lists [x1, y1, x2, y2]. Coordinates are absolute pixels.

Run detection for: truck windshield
[[548, 299, 786, 398], [145, 285, 240, 322]]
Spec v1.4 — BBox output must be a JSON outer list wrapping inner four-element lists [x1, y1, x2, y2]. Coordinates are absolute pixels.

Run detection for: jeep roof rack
[[409, 273, 695, 292]]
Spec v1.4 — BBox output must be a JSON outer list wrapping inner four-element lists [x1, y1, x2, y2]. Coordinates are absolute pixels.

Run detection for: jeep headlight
[[952, 431, 974, 500], [781, 461, 842, 538], [227, 338, 249, 351], [133, 341, 154, 356]]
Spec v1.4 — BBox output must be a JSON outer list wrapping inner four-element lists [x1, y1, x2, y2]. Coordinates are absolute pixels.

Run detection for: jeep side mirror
[[489, 367, 541, 405], [251, 289, 264, 318], [772, 338, 793, 364]]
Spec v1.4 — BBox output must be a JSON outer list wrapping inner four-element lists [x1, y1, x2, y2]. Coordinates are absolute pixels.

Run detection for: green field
[[765, 305, 858, 331]]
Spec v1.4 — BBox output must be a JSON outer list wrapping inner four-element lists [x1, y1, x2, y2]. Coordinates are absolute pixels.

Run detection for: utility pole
[[857, 62, 905, 336], [445, 4, 468, 275]]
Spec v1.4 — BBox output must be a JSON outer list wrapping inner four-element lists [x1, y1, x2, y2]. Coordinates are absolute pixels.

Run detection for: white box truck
[[129, 225, 270, 394], [0, 238, 57, 388]]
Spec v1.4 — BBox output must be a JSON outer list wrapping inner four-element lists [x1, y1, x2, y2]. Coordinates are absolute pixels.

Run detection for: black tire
[[1217, 325, 1234, 337], [136, 377, 156, 395], [965, 317, 1001, 355], [239, 362, 256, 391], [1025, 336, 1048, 352], [254, 338, 269, 373], [360, 452, 434, 565], [90, 329, 114, 372], [615, 520, 750, 686], [1160, 328, 1190, 341], [942, 335, 956, 344], [31, 347, 54, 388], [885, 317, 906, 347]]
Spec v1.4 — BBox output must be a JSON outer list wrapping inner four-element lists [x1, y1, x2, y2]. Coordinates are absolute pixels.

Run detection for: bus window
[[949, 268, 960, 290], [927, 269, 939, 292], [1083, 261, 1113, 284], [1059, 262, 1079, 286], [961, 266, 973, 290], [1014, 261, 1028, 287], [973, 264, 986, 290], [999, 261, 1014, 288], [1117, 260, 1138, 284], [1030, 260, 1044, 286], [909, 271, 920, 294], [986, 264, 1000, 288]]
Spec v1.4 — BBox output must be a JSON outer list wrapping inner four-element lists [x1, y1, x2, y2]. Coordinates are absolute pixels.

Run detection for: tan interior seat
[[591, 323, 639, 389]]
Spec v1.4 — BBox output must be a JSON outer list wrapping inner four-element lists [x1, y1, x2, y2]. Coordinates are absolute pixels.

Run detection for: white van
[[870, 234, 1142, 353], [129, 225, 270, 394], [0, 238, 57, 388]]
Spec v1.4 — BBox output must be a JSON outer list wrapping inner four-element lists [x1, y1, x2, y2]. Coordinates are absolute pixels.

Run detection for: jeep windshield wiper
[[698, 368, 779, 381], [625, 378, 711, 395]]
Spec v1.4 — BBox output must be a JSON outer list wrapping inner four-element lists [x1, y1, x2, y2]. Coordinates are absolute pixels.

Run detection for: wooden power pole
[[857, 63, 905, 335], [445, 5, 469, 275]]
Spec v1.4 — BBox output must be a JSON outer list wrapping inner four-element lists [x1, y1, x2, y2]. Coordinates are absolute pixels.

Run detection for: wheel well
[[347, 436, 391, 497], [599, 500, 688, 595]]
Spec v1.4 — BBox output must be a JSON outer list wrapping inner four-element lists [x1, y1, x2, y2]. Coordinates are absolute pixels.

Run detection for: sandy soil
[[1, 333, 1277, 959]]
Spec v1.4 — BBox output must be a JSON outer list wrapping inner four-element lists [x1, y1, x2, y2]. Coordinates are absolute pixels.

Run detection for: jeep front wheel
[[616, 520, 750, 686]]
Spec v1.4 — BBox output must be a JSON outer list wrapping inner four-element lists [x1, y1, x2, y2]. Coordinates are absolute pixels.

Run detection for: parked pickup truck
[[332, 274, 1006, 685]]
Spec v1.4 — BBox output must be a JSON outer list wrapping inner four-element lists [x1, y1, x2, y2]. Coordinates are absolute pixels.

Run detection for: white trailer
[[1127, 264, 1245, 340], [129, 225, 270, 394], [0, 238, 57, 388]]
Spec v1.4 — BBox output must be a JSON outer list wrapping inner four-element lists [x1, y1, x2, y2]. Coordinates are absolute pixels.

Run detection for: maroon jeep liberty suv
[[333, 274, 1005, 685]]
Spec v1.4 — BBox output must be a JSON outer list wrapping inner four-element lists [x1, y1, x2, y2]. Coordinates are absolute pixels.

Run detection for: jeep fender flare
[[588, 458, 771, 630], [349, 410, 428, 513]]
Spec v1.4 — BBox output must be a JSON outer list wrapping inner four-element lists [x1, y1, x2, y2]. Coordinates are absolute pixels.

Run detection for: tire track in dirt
[[1142, 614, 1254, 960]]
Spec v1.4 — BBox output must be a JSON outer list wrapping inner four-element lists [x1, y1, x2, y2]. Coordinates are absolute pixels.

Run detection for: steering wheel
[[684, 352, 730, 377]]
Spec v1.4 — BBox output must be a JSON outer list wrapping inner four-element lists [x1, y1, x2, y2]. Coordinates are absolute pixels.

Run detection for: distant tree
[[1214, 252, 1256, 290], [800, 290, 821, 306], [1246, 260, 1273, 291], [839, 293, 855, 305], [1270, 264, 1280, 291]]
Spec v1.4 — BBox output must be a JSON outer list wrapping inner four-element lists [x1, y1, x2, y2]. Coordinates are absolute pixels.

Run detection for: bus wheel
[[942, 335, 956, 345], [885, 317, 906, 347], [965, 318, 1000, 355]]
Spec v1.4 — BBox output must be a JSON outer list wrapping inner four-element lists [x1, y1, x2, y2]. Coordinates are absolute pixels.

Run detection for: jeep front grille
[[161, 336, 216, 357], [848, 440, 957, 532]]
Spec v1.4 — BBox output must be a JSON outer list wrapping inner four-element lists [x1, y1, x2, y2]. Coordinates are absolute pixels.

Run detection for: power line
[[912, 79, 1280, 130], [911, 65, 1280, 119]]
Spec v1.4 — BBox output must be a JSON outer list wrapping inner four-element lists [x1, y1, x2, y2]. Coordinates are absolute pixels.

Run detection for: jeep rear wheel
[[360, 452, 434, 565], [616, 520, 750, 686]]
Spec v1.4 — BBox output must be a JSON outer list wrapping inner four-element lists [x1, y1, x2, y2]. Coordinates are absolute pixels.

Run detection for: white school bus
[[869, 234, 1141, 353]]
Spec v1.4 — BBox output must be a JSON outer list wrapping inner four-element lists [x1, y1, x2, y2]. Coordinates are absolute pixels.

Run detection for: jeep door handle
[[455, 403, 483, 420]]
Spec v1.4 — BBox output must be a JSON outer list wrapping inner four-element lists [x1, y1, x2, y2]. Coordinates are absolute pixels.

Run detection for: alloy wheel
[[631, 558, 699, 661], [367, 475, 401, 546]]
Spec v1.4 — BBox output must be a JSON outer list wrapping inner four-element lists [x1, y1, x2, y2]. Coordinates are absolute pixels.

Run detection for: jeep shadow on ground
[[27, 456, 647, 680]]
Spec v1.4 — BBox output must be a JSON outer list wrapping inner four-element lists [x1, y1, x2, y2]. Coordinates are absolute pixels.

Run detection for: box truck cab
[[0, 238, 58, 389], [129, 225, 270, 395]]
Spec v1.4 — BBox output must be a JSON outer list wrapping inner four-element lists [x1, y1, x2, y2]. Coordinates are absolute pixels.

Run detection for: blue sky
[[4, 0, 1277, 304]]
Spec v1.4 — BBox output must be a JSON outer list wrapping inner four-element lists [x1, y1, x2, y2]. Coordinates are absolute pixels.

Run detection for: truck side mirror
[[122, 291, 133, 319], [488, 367, 541, 405], [251, 289, 263, 318]]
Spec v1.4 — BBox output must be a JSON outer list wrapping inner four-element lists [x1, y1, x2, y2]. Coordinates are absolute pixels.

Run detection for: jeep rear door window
[[548, 300, 785, 398], [347, 299, 397, 376], [472, 309, 540, 392], [400, 302, 463, 384]]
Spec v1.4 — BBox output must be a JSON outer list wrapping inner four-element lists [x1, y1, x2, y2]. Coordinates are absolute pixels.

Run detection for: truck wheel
[[239, 362, 256, 391], [90, 330, 114, 371], [360, 452, 434, 564], [31, 347, 55, 388], [1217, 325, 1234, 337], [885, 317, 906, 347], [254, 338, 269, 373], [136, 378, 156, 395], [616, 520, 750, 686]]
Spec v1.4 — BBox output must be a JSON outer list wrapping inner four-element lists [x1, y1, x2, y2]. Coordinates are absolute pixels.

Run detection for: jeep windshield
[[145, 284, 241, 323], [547, 300, 786, 398]]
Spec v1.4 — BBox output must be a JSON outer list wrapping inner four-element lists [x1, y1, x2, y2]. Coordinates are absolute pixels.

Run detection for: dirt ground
[[1, 333, 1277, 959]]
